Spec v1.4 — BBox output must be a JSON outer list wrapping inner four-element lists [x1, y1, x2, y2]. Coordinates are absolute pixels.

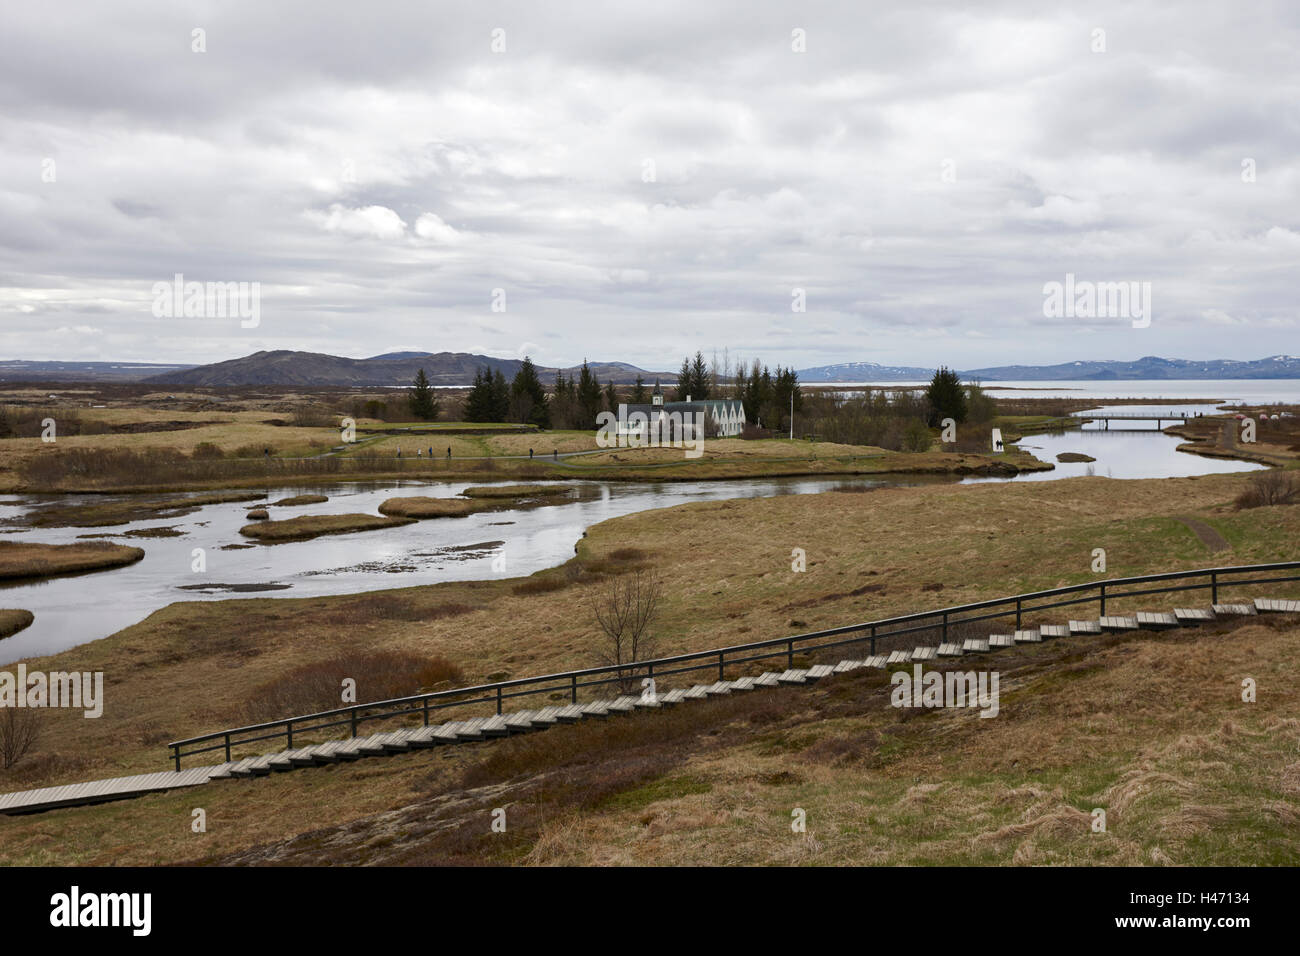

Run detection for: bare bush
[[1235, 470, 1300, 509], [0, 708, 41, 770], [593, 569, 663, 691]]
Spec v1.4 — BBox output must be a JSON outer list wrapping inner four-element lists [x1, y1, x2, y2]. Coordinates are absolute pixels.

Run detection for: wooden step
[[1099, 616, 1138, 632], [1039, 624, 1069, 639], [606, 696, 640, 712], [526, 706, 563, 727], [729, 676, 757, 692], [408, 723, 460, 747], [579, 700, 612, 716], [777, 669, 810, 684], [1136, 611, 1178, 629], [287, 748, 321, 767], [754, 672, 782, 687], [266, 750, 297, 771], [863, 655, 889, 668], [832, 660, 864, 673], [225, 757, 260, 778], [885, 650, 910, 665], [682, 685, 710, 700], [937, 642, 963, 657], [1255, 597, 1300, 613], [503, 710, 540, 732], [910, 647, 937, 662], [1069, 619, 1102, 635], [243, 754, 278, 775], [379, 729, 420, 752], [806, 664, 836, 680], [962, 638, 990, 654], [660, 688, 687, 704], [450, 718, 489, 741], [355, 734, 396, 756], [988, 634, 1014, 649], [305, 740, 350, 763], [554, 704, 587, 721], [1014, 629, 1042, 643], [1213, 603, 1256, 616], [1173, 608, 1215, 625]]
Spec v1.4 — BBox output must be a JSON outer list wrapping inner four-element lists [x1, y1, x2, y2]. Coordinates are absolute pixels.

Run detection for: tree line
[[400, 356, 992, 446]]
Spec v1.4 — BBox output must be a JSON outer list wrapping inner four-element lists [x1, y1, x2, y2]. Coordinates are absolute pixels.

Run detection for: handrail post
[[942, 611, 948, 644], [172, 746, 180, 772], [870, 624, 876, 656], [787, 640, 794, 669], [286, 720, 293, 750], [1211, 571, 1218, 605], [1015, 598, 1022, 629], [423, 697, 430, 727], [350, 707, 358, 738], [571, 674, 578, 704], [496, 686, 503, 715], [224, 733, 231, 763], [1099, 583, 1106, 617], [718, 652, 725, 681]]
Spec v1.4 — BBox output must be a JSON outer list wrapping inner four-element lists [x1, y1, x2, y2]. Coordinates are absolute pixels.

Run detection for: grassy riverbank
[[0, 541, 145, 580]]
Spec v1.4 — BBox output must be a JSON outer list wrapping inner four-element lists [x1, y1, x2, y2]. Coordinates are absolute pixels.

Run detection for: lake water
[[1, 379, 1291, 662], [826, 379, 1300, 405]]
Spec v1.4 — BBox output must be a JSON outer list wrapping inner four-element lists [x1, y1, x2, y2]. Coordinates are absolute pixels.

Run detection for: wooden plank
[[1039, 624, 1069, 639], [1069, 619, 1102, 634], [1135, 611, 1178, 629], [988, 634, 1014, 649], [1213, 603, 1255, 616], [1099, 616, 1138, 631], [1014, 629, 1042, 643]]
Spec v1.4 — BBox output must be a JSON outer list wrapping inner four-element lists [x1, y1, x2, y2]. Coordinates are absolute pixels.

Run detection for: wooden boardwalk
[[2, 594, 1297, 816]]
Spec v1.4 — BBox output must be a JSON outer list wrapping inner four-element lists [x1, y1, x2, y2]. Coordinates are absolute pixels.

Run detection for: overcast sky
[[1, 0, 1298, 372]]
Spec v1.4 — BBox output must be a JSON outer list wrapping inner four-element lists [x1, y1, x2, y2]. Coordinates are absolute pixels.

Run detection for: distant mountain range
[[140, 351, 665, 387], [3, 351, 1298, 386], [795, 355, 1300, 382]]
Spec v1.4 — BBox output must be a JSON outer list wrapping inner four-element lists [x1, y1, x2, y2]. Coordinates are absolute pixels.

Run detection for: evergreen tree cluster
[[463, 367, 511, 422], [674, 351, 712, 401], [407, 368, 440, 421], [732, 360, 802, 433]]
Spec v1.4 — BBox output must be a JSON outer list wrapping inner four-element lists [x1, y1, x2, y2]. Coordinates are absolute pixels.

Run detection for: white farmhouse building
[[609, 380, 747, 441]]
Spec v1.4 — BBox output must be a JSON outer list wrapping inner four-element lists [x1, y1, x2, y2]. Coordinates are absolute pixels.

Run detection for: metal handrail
[[167, 561, 1300, 768]]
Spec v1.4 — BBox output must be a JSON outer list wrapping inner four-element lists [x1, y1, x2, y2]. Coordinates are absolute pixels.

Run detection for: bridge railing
[[167, 561, 1300, 769]]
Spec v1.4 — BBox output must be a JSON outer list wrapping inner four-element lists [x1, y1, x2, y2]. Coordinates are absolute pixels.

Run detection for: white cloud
[[306, 204, 407, 239]]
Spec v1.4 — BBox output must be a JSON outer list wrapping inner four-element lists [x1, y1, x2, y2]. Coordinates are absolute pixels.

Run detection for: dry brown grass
[[461, 484, 568, 498], [0, 610, 34, 639], [19, 491, 266, 529], [238, 513, 417, 542], [271, 495, 329, 507], [378, 497, 479, 518], [0, 540, 144, 580], [243, 650, 465, 723]]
